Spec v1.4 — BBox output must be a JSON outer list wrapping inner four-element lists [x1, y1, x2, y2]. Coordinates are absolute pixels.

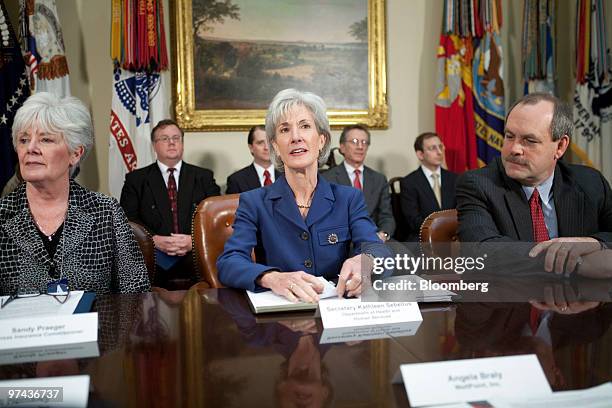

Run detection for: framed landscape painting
[[173, 0, 388, 131]]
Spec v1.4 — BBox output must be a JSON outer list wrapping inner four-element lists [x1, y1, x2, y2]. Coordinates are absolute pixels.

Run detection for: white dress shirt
[[420, 165, 442, 190], [253, 162, 276, 186], [157, 160, 183, 191], [344, 161, 364, 187]]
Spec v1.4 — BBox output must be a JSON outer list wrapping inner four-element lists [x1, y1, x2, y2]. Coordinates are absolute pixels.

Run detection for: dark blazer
[[0, 181, 150, 295], [120, 162, 220, 235], [321, 162, 395, 236], [400, 167, 457, 241], [457, 157, 612, 244], [226, 164, 281, 194], [217, 175, 386, 291]]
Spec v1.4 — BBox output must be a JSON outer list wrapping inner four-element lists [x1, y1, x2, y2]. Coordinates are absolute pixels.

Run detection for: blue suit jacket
[[217, 175, 383, 291]]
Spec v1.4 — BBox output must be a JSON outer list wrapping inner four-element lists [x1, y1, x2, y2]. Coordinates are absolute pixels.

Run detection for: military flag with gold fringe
[[435, 0, 504, 172], [572, 0, 612, 183], [108, 0, 169, 199]]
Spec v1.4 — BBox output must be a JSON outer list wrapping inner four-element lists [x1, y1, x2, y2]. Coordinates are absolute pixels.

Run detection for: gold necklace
[[296, 190, 315, 209]]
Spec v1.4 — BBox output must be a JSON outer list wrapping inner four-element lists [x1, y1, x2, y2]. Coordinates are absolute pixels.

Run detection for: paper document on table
[[489, 382, 612, 408], [0, 291, 84, 319], [246, 277, 337, 314]]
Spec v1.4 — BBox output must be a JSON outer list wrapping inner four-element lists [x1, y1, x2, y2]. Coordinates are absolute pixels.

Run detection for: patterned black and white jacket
[[0, 180, 151, 295]]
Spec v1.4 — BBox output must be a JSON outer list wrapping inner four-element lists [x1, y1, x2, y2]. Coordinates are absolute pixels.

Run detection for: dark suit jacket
[[457, 157, 612, 244], [226, 164, 281, 194], [120, 162, 220, 235], [321, 162, 395, 236], [217, 175, 387, 291], [400, 167, 457, 241]]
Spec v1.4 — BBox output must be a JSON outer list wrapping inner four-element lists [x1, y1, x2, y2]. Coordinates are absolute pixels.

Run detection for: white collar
[[343, 161, 364, 175], [420, 164, 441, 179], [157, 160, 183, 174]]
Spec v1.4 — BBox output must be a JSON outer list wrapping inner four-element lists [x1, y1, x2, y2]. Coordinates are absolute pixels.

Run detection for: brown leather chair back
[[192, 194, 241, 288], [388, 176, 408, 241], [128, 221, 156, 285], [419, 209, 459, 258]]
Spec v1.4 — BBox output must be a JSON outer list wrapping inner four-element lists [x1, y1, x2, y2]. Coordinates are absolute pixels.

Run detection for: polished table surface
[[0, 288, 610, 407]]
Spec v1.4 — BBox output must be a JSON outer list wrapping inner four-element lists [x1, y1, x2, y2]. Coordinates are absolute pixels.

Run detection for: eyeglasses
[[347, 138, 370, 146], [155, 135, 182, 144], [1, 279, 70, 309]]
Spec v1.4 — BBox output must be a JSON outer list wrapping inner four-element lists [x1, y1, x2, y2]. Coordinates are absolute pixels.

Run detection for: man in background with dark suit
[[321, 124, 394, 241], [120, 119, 220, 287], [400, 132, 457, 241], [226, 125, 280, 194], [457, 93, 612, 275]]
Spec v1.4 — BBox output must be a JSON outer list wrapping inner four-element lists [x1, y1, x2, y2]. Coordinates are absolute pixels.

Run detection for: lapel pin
[[327, 233, 338, 244]]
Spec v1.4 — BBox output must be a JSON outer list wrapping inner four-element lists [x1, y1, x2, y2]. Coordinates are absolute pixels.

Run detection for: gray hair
[[506, 93, 573, 141], [264, 89, 331, 170], [12, 92, 94, 164]]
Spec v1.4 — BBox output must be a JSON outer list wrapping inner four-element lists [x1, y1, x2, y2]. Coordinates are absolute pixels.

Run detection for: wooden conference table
[[0, 288, 610, 407]]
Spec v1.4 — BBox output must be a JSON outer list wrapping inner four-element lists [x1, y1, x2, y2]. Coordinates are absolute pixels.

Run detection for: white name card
[[0, 375, 90, 407], [0, 313, 98, 351], [320, 320, 421, 344], [319, 298, 422, 329], [394, 354, 552, 407], [0, 342, 100, 365]]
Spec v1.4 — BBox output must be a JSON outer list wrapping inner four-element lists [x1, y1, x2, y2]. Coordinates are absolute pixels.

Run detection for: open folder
[[246, 277, 337, 314]]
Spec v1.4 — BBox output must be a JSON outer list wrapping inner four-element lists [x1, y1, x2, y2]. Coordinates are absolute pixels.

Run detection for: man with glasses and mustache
[[120, 119, 220, 288], [321, 124, 395, 242], [457, 93, 612, 277], [400, 132, 458, 241]]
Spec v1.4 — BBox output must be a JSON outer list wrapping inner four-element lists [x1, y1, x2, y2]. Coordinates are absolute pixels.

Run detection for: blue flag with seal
[[472, 31, 505, 167], [0, 0, 29, 192]]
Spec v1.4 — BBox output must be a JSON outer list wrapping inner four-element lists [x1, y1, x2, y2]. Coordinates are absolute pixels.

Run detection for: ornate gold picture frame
[[173, 0, 387, 131]]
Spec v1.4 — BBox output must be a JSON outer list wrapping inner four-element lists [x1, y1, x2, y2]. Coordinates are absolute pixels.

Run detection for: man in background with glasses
[[322, 124, 395, 242], [120, 119, 220, 288], [400, 132, 458, 241]]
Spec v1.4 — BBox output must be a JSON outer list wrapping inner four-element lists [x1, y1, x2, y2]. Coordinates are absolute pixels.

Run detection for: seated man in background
[[400, 132, 457, 241], [321, 124, 395, 242], [120, 119, 220, 288], [226, 125, 280, 194], [456, 93, 612, 276]]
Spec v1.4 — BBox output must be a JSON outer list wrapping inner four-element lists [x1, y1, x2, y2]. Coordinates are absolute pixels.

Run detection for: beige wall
[[12, 0, 612, 194], [53, 0, 442, 194]]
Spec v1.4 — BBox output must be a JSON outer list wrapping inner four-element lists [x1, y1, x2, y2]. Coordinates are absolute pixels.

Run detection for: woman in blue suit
[[218, 89, 384, 302]]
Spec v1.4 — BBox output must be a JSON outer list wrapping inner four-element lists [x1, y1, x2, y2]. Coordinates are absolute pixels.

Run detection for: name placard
[[319, 299, 422, 329], [0, 313, 98, 351], [0, 342, 100, 365], [394, 354, 552, 407], [320, 320, 421, 344]]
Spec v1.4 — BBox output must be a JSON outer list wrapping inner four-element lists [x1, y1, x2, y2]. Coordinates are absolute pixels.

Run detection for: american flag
[[0, 0, 30, 191]]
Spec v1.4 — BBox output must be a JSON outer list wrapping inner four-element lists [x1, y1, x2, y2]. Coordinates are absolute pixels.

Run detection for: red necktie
[[353, 169, 362, 190], [167, 168, 179, 234], [529, 188, 549, 334], [263, 169, 272, 186]]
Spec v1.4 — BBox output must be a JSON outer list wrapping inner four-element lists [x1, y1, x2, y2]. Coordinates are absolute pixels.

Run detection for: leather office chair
[[388, 176, 408, 241], [192, 194, 241, 288], [419, 209, 459, 258], [128, 221, 156, 285]]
